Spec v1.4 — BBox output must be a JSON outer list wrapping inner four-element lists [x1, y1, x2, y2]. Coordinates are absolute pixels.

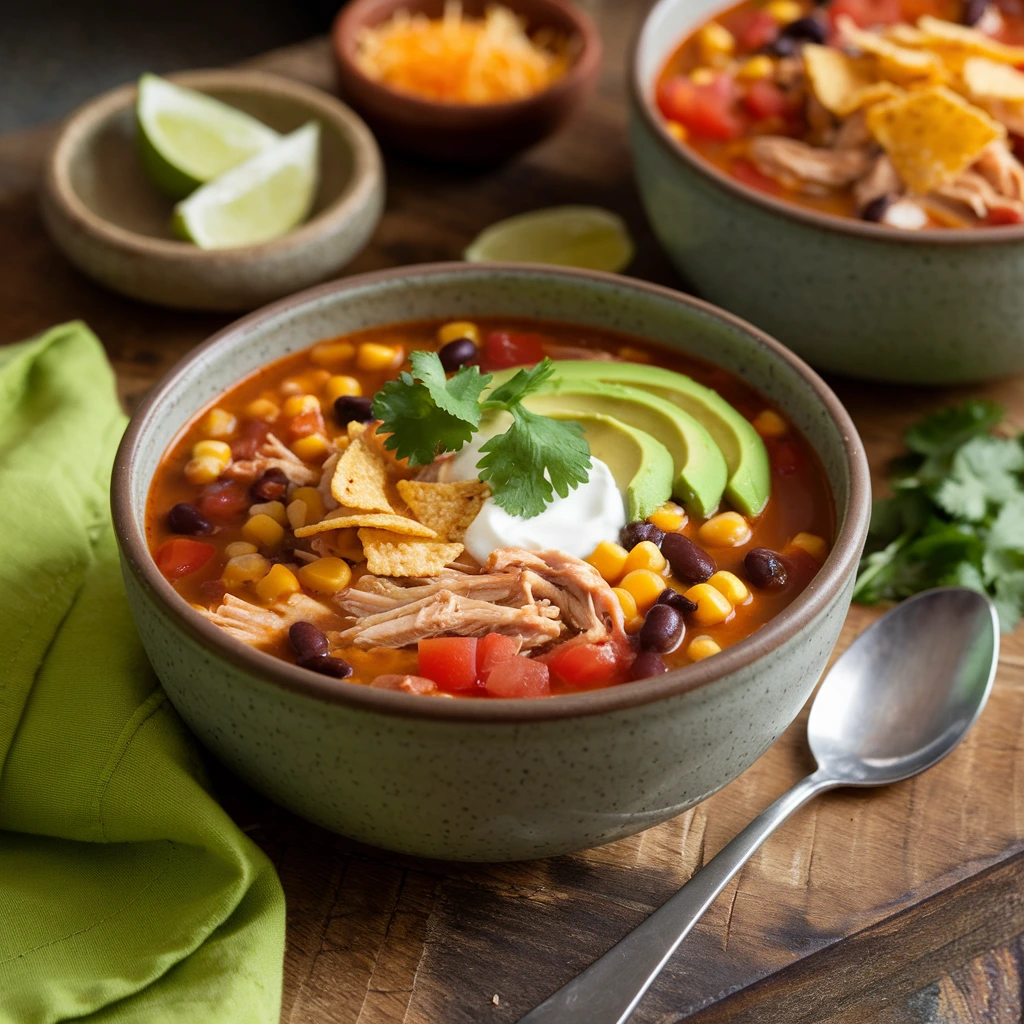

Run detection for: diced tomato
[[731, 159, 783, 195], [827, 0, 901, 28], [742, 79, 791, 121], [481, 331, 546, 371], [231, 419, 271, 459], [484, 656, 551, 699], [732, 9, 780, 50], [656, 74, 741, 142], [198, 482, 250, 523], [546, 637, 634, 690], [288, 407, 325, 439], [155, 538, 216, 580], [477, 633, 519, 679], [987, 206, 1024, 226], [417, 637, 480, 693], [768, 439, 805, 477]]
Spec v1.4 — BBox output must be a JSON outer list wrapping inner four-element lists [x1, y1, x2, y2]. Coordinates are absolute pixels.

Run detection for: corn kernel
[[224, 541, 258, 558], [586, 540, 630, 584], [708, 570, 750, 605], [791, 532, 828, 561], [620, 569, 668, 613], [688, 635, 723, 661], [297, 556, 353, 595], [648, 503, 687, 533], [249, 500, 287, 526], [292, 486, 325, 524], [255, 563, 300, 604], [752, 409, 788, 438], [766, 0, 803, 21], [324, 375, 362, 403], [738, 55, 775, 80], [437, 321, 480, 346], [201, 407, 237, 438], [192, 439, 232, 467], [698, 511, 752, 547], [291, 432, 331, 463], [242, 513, 285, 550], [623, 540, 668, 576], [286, 499, 308, 530], [282, 393, 320, 418], [184, 456, 223, 485], [611, 586, 638, 621], [690, 66, 717, 85], [357, 342, 404, 371], [221, 553, 271, 588], [698, 22, 735, 66], [684, 583, 734, 626], [279, 378, 304, 396], [244, 397, 280, 421], [310, 341, 356, 368], [665, 120, 689, 142]]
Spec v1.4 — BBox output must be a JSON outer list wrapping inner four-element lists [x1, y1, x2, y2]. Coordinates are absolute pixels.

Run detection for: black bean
[[629, 651, 669, 682], [639, 604, 685, 654], [761, 34, 799, 57], [289, 621, 330, 659], [657, 589, 698, 614], [781, 15, 827, 42], [438, 338, 478, 372], [297, 654, 354, 679], [964, 0, 987, 24], [250, 467, 289, 502], [334, 395, 375, 426], [860, 195, 893, 222], [744, 547, 789, 590], [168, 502, 213, 536], [662, 533, 716, 584], [620, 521, 666, 550]]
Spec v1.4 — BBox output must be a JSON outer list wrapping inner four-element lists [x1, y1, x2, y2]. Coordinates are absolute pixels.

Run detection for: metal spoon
[[518, 587, 999, 1024]]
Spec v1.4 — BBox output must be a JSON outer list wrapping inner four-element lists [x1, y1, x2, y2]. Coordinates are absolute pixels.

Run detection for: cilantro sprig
[[853, 399, 1024, 632], [372, 353, 591, 519]]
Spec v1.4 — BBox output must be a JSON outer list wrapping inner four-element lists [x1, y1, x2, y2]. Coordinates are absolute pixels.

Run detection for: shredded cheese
[[355, 2, 573, 104]]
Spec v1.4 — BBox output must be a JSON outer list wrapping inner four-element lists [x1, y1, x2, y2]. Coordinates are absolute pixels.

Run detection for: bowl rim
[[43, 68, 384, 261], [330, 0, 603, 124], [111, 262, 871, 724], [629, 0, 1024, 247]]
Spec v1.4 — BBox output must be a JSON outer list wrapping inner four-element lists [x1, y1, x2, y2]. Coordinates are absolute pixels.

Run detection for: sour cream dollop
[[439, 429, 626, 563]]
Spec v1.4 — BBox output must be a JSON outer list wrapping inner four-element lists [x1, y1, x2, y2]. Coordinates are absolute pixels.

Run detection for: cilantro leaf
[[904, 399, 1004, 456], [484, 358, 557, 408], [409, 351, 491, 424], [477, 407, 591, 519]]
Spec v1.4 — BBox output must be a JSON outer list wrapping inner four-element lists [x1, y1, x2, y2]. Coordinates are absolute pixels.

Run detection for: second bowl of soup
[[630, 0, 1024, 383]]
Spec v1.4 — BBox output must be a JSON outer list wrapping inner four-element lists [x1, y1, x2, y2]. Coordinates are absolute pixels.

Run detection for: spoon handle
[[516, 769, 836, 1024]]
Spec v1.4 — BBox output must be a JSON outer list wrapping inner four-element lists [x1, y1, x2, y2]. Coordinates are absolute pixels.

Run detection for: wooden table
[[3, 3, 1024, 1021]]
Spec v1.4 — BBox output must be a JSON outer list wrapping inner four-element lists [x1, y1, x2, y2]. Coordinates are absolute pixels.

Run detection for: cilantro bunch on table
[[854, 399, 1024, 632], [372, 353, 591, 519]]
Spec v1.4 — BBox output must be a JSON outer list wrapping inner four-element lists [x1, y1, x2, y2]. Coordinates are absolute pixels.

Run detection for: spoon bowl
[[807, 588, 999, 786]]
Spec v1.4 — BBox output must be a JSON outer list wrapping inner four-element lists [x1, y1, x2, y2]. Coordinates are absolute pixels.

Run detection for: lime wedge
[[172, 122, 320, 249], [137, 73, 280, 199], [463, 206, 635, 273]]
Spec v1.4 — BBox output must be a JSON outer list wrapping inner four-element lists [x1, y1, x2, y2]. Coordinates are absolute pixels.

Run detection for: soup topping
[[656, 1, 1024, 227], [147, 320, 833, 698]]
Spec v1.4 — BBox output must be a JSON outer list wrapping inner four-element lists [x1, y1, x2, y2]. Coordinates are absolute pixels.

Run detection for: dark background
[[1, 0, 337, 133]]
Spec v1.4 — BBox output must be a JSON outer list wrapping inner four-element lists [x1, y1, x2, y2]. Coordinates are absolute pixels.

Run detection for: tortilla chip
[[330, 435, 394, 512], [395, 479, 490, 542], [962, 56, 1024, 102], [311, 526, 364, 562], [294, 510, 437, 538], [347, 420, 367, 440], [884, 23, 930, 47], [837, 16, 946, 83], [917, 15, 1024, 64], [358, 529, 464, 577], [803, 44, 876, 114], [867, 85, 1005, 193]]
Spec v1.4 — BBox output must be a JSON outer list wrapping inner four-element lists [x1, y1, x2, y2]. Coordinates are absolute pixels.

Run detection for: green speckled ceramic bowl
[[630, 0, 1024, 385], [111, 263, 869, 862]]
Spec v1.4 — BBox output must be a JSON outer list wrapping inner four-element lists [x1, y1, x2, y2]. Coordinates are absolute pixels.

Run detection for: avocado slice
[[521, 381, 728, 520], [548, 361, 772, 517], [543, 411, 674, 521]]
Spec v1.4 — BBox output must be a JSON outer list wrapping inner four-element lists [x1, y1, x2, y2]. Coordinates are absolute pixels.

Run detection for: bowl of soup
[[112, 263, 869, 861], [630, 0, 1024, 383]]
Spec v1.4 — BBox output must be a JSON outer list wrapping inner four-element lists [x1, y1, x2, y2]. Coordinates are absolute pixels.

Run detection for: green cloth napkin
[[0, 323, 286, 1024]]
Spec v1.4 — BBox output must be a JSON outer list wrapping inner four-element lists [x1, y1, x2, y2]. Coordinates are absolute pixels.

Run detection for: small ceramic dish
[[630, 0, 1024, 385], [41, 70, 385, 312], [331, 0, 602, 163], [111, 262, 870, 862]]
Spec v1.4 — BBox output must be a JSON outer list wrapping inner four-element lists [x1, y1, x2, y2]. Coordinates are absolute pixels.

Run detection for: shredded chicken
[[833, 111, 872, 152], [974, 143, 1024, 202], [853, 155, 902, 211], [224, 432, 320, 486], [370, 674, 455, 696], [932, 167, 1024, 222], [317, 451, 342, 512], [198, 592, 336, 649], [748, 137, 873, 194], [980, 99, 1024, 137]]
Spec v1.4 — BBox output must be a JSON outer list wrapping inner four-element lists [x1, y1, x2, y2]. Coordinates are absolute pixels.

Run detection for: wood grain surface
[[2, 2, 1023, 1021]]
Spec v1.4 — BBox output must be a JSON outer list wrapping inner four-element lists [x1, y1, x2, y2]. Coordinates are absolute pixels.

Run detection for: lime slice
[[463, 206, 635, 273], [137, 73, 280, 199], [172, 122, 320, 249]]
